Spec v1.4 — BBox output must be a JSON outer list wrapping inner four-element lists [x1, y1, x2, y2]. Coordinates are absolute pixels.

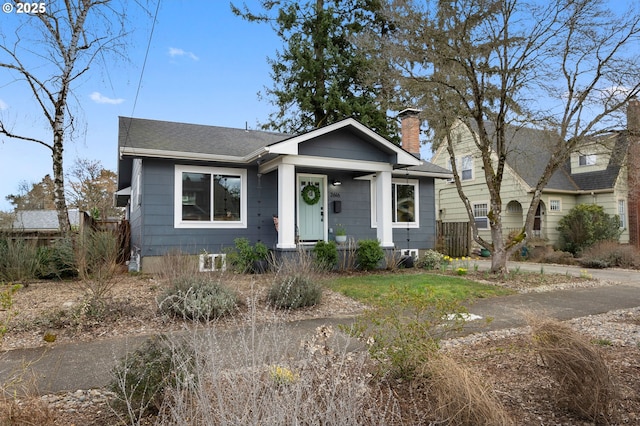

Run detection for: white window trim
[[549, 199, 561, 212], [174, 165, 247, 229], [446, 155, 473, 182], [370, 178, 420, 228], [579, 154, 596, 166], [461, 155, 473, 181], [618, 199, 627, 229], [473, 202, 490, 230], [131, 158, 142, 210]]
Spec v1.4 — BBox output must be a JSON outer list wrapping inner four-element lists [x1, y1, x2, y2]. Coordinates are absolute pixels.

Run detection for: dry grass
[[529, 317, 618, 423], [421, 355, 514, 426], [0, 396, 57, 425]]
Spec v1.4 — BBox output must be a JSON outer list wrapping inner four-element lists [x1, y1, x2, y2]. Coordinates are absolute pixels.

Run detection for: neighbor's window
[[473, 203, 489, 229], [461, 155, 473, 180], [549, 199, 561, 212], [175, 165, 247, 228], [618, 199, 626, 229], [446, 155, 472, 181], [579, 154, 596, 166]]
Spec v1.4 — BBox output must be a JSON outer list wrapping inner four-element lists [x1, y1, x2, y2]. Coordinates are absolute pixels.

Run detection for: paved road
[[1, 262, 638, 394]]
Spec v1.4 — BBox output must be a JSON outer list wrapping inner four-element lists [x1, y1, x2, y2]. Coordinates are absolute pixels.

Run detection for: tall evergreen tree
[[232, 0, 398, 141]]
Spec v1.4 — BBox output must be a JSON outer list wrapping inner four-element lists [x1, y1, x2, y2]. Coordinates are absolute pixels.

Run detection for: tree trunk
[[52, 127, 71, 235]]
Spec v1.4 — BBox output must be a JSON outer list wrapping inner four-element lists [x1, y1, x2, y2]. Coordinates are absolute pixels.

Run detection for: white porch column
[[376, 170, 394, 247], [277, 163, 297, 249]]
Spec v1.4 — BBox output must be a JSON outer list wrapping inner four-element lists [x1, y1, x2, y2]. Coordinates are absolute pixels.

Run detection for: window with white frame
[[549, 199, 561, 212], [446, 155, 473, 181], [174, 165, 247, 228], [579, 154, 596, 166], [461, 155, 473, 180], [370, 178, 419, 228], [473, 203, 489, 229], [618, 199, 626, 229]]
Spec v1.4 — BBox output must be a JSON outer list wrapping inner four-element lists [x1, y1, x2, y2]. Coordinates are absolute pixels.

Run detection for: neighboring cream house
[[431, 102, 640, 250]]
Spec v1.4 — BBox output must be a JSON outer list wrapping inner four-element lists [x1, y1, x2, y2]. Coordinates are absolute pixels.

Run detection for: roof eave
[[119, 146, 268, 164]]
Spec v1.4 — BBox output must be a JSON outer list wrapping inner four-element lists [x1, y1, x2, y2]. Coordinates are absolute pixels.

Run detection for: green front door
[[298, 175, 325, 242]]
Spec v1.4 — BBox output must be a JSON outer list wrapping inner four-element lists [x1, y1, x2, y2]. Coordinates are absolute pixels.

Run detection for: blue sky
[[0, 1, 288, 211]]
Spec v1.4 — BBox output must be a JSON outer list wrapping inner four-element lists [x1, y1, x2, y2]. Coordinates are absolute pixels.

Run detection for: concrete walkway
[[1, 263, 638, 394]]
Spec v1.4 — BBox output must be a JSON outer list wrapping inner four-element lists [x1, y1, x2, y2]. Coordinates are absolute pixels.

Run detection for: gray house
[[116, 111, 451, 272]]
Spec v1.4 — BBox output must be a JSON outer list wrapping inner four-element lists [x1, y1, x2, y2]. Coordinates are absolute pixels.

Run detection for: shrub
[[226, 237, 270, 273], [312, 240, 338, 270], [539, 250, 577, 265], [75, 230, 121, 303], [109, 335, 181, 417], [356, 239, 384, 271], [348, 285, 467, 379], [557, 204, 622, 254], [417, 249, 445, 270], [529, 317, 617, 423], [580, 241, 640, 269], [267, 274, 323, 309], [154, 324, 395, 425], [158, 275, 238, 321]]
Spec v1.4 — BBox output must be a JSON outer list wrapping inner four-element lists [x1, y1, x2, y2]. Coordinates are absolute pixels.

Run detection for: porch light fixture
[[332, 179, 342, 186]]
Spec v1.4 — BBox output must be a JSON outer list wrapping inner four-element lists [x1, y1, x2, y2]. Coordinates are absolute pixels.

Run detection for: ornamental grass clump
[[529, 317, 618, 423], [158, 275, 238, 321], [424, 355, 514, 426]]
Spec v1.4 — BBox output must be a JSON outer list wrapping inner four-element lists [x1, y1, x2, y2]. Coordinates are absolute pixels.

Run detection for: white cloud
[[168, 47, 199, 61], [90, 92, 125, 105], [0, 99, 8, 110]]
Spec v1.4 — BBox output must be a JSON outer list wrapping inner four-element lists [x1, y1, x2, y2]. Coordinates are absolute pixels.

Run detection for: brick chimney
[[628, 99, 640, 248], [399, 108, 422, 158]]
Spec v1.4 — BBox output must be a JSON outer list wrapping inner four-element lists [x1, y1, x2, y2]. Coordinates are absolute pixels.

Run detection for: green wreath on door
[[301, 184, 321, 205]]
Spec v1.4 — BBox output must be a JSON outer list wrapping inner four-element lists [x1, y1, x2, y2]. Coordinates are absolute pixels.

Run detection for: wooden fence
[[436, 221, 471, 257]]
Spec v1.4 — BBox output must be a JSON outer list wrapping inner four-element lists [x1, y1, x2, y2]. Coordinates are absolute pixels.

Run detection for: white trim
[[618, 199, 627, 229], [260, 154, 394, 174], [473, 202, 490, 230], [266, 118, 422, 166], [121, 146, 267, 164], [548, 198, 561, 212], [277, 163, 297, 249], [370, 177, 420, 229], [174, 165, 247, 229]]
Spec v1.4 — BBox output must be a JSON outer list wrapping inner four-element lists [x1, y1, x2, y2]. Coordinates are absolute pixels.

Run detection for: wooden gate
[[436, 221, 471, 257]]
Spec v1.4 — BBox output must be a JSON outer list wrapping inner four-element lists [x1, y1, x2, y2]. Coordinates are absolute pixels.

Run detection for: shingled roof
[[118, 117, 291, 158], [480, 122, 626, 192]]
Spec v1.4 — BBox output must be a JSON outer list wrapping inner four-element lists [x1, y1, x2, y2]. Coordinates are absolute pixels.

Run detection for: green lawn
[[323, 271, 514, 306]]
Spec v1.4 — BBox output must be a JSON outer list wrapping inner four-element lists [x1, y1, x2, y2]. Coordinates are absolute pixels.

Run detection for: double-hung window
[[175, 165, 247, 228], [461, 155, 473, 180], [473, 203, 489, 229], [446, 155, 473, 181]]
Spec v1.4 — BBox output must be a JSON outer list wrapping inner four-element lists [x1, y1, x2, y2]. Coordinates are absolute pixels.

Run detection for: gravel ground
[[2, 268, 639, 425]]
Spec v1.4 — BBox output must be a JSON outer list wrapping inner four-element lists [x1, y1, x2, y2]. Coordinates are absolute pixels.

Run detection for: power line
[[123, 0, 161, 149]]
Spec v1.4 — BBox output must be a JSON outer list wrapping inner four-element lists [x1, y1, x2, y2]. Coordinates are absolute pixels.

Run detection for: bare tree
[[369, 0, 640, 272], [0, 1, 138, 235], [67, 158, 119, 220]]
